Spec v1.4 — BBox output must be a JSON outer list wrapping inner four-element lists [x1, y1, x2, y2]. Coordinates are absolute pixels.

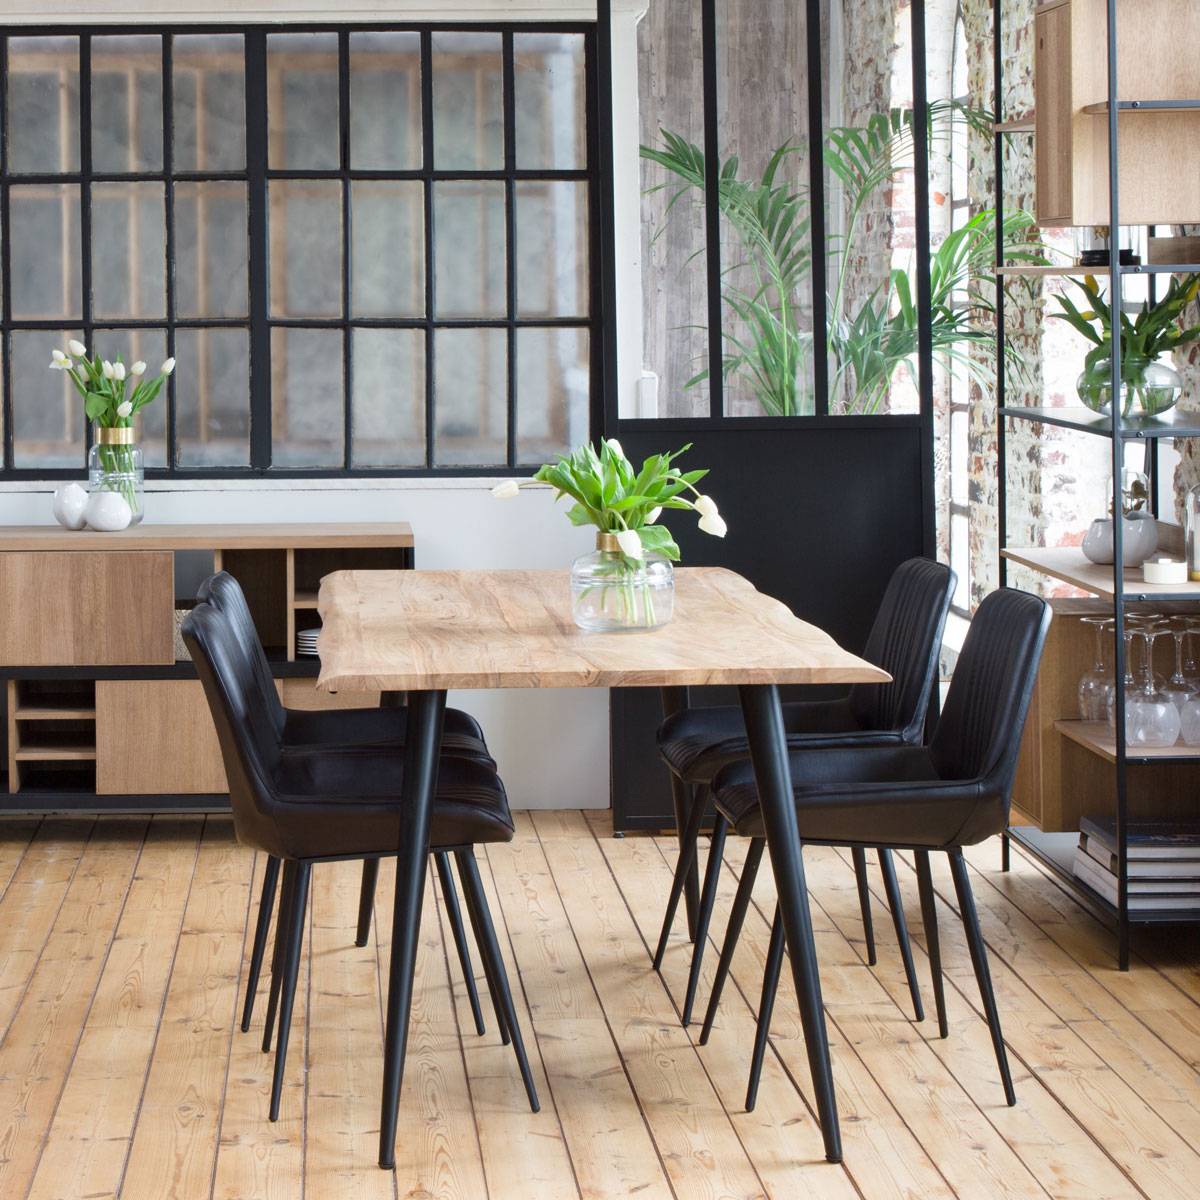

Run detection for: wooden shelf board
[[1055, 720, 1200, 763], [996, 264, 1110, 276], [14, 743, 97, 761], [292, 592, 319, 609], [13, 706, 96, 721], [1001, 546, 1200, 598], [1081, 101, 1200, 115], [994, 117, 1035, 132], [0, 522, 414, 552]]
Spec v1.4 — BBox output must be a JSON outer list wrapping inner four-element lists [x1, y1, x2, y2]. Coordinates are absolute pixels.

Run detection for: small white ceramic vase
[[52, 482, 89, 530], [84, 490, 133, 532], [1081, 513, 1159, 567]]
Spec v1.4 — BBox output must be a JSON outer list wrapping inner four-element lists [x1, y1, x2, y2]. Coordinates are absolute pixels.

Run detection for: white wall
[[0, 0, 653, 811]]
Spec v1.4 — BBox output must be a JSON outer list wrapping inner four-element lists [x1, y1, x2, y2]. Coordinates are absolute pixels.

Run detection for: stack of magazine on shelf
[[1073, 817, 1200, 911]]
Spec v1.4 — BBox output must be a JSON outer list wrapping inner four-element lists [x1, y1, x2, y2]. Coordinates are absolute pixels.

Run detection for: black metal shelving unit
[[993, 0, 1200, 968]]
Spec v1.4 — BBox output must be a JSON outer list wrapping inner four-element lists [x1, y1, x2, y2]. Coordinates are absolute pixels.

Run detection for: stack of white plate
[[296, 627, 322, 657]]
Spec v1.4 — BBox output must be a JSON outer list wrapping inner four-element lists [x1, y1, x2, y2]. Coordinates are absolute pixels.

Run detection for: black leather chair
[[653, 557, 955, 1025], [182, 598, 539, 1123], [705, 587, 1050, 1112], [197, 571, 501, 1042]]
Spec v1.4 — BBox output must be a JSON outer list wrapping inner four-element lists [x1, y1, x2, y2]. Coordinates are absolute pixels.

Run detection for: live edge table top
[[316, 567, 890, 693]]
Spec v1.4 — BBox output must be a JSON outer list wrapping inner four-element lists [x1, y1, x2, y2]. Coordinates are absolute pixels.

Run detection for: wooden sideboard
[[0, 523, 413, 812]]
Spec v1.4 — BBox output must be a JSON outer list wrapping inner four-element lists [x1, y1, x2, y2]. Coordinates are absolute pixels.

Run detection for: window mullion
[[163, 33, 177, 469], [339, 29, 352, 471], [502, 31, 516, 468], [80, 33, 93, 470], [245, 30, 272, 471], [421, 30, 434, 469]]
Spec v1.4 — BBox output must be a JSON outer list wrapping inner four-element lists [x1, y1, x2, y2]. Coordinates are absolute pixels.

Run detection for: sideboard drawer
[[0, 551, 174, 666]]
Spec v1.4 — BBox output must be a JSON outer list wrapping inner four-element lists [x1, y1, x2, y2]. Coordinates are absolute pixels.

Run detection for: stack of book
[[1073, 817, 1200, 911]]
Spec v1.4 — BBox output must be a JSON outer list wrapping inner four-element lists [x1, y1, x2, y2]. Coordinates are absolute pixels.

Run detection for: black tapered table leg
[[661, 686, 699, 940], [379, 688, 446, 1170], [356, 858, 381, 948], [242, 854, 280, 1033], [739, 683, 841, 1163], [436, 850, 486, 1037], [851, 847, 877, 966], [653, 777, 711, 970]]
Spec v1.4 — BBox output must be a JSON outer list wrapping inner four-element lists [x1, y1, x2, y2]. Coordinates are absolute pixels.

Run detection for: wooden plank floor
[[0, 812, 1197, 1200]]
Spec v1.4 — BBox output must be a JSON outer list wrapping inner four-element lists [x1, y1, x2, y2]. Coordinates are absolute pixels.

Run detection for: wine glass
[[1125, 626, 1181, 747], [1107, 623, 1140, 731], [1179, 622, 1200, 744], [1078, 616, 1113, 721], [1163, 619, 1198, 711]]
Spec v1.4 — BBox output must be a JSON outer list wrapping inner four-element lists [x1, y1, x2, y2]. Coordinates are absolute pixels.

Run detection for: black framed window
[[0, 23, 599, 477]]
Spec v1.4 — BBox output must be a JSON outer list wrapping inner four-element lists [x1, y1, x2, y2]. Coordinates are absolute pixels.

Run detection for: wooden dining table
[[317, 566, 890, 1169]]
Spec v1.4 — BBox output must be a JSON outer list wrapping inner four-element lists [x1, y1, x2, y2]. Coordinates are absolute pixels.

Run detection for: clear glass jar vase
[[571, 532, 674, 632], [1076, 353, 1182, 418], [88, 425, 144, 526]]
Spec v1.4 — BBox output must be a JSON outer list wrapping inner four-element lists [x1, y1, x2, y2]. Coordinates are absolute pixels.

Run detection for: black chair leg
[[914, 850, 949, 1038], [682, 814, 727, 1026], [458, 851, 510, 1046], [653, 784, 709, 969], [851, 847, 877, 966], [948, 849, 1016, 1105], [270, 860, 311, 1122], [435, 850, 486, 1037], [455, 850, 540, 1113], [262, 859, 296, 1053], [699, 837, 765, 1046], [242, 854, 280, 1033], [746, 906, 785, 1113], [356, 857, 380, 948], [878, 848, 925, 1022]]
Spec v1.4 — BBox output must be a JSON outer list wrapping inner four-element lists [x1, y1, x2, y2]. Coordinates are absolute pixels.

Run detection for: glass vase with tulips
[[493, 439, 726, 632], [50, 341, 174, 525]]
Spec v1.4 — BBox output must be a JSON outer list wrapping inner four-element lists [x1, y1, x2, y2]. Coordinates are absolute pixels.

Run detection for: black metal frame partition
[[0, 21, 604, 480], [993, 0, 1200, 969]]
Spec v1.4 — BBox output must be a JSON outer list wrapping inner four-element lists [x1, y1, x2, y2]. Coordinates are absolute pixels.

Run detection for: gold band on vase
[[596, 531, 621, 553], [97, 426, 135, 446]]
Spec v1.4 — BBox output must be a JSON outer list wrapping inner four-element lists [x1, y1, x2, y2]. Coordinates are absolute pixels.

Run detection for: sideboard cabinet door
[[0, 551, 174, 666]]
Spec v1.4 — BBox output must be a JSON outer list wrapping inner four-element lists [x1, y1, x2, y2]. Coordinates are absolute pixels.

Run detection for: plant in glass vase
[[1053, 272, 1200, 418], [493, 439, 725, 632], [49, 341, 174, 526]]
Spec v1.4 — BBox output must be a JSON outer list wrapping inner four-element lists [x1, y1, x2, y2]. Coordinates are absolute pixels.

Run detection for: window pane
[[516, 327, 588, 466], [434, 328, 506, 466], [514, 33, 585, 169], [950, 512, 970, 611], [433, 181, 505, 318], [350, 181, 423, 317], [172, 33, 246, 172], [516, 181, 588, 317], [432, 32, 503, 170], [92, 182, 166, 319], [10, 184, 81, 320], [352, 329, 426, 467], [7, 37, 80, 174], [271, 327, 344, 467], [175, 181, 248, 318], [268, 33, 339, 170], [11, 330, 84, 468], [950, 408, 968, 506], [350, 31, 421, 170], [268, 180, 342, 318], [175, 328, 250, 467], [92, 35, 163, 173], [94, 328, 167, 466]]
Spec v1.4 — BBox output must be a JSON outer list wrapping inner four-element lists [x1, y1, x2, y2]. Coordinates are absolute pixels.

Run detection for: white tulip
[[161, 357, 176, 376], [646, 506, 662, 524], [491, 479, 520, 500], [616, 529, 644, 559], [698, 511, 728, 538], [113, 361, 126, 382], [67, 339, 87, 357], [50, 349, 69, 368], [606, 437, 624, 461], [131, 360, 147, 377], [694, 494, 720, 519], [116, 400, 133, 418], [102, 360, 115, 380]]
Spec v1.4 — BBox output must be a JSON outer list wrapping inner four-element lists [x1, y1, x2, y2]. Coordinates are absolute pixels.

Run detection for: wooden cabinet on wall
[[1034, 0, 1200, 226], [0, 523, 412, 811]]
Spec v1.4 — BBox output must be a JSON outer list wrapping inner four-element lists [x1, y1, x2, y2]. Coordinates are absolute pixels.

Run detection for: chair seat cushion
[[268, 747, 514, 859], [712, 745, 997, 849], [282, 704, 490, 762], [657, 699, 904, 785]]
